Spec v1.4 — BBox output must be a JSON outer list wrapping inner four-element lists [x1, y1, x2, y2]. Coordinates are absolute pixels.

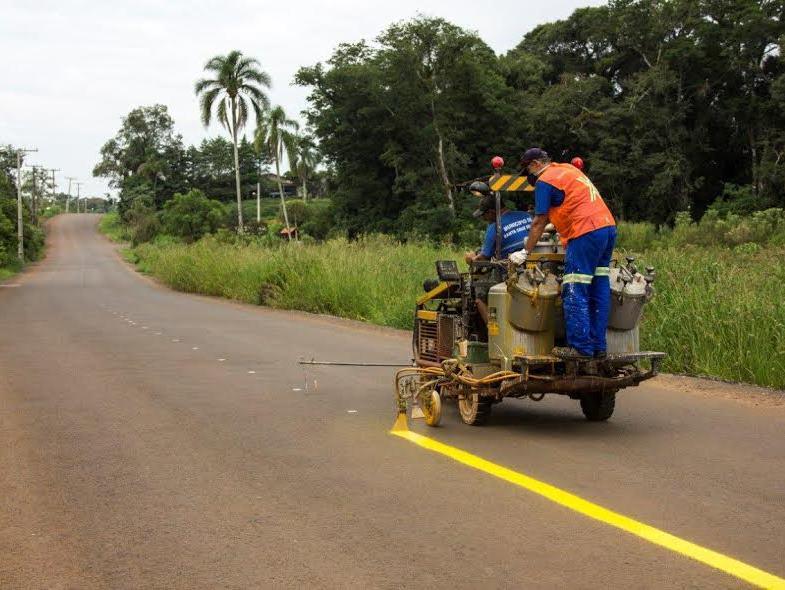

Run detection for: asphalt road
[[1, 215, 784, 589]]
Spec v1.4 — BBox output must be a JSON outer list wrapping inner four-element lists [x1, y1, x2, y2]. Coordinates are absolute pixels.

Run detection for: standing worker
[[509, 148, 616, 359]]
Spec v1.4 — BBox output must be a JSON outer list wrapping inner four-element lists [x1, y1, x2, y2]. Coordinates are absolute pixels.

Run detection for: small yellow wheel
[[421, 390, 442, 427]]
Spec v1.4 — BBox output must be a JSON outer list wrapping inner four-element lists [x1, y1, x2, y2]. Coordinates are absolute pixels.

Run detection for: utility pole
[[257, 159, 262, 223], [47, 168, 61, 213], [65, 176, 76, 213], [74, 182, 83, 213], [15, 148, 37, 261], [30, 166, 38, 224]]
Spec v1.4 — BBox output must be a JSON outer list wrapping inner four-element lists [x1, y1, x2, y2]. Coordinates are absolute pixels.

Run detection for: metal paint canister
[[608, 268, 650, 331], [507, 271, 560, 332]]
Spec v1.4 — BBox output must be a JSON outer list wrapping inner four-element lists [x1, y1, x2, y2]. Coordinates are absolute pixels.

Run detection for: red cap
[[491, 156, 504, 170], [571, 156, 584, 170]]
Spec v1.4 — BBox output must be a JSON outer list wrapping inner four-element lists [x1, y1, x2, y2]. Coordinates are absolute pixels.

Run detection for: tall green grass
[[99, 212, 132, 242], [639, 246, 785, 387], [133, 235, 457, 330], [127, 233, 785, 389]]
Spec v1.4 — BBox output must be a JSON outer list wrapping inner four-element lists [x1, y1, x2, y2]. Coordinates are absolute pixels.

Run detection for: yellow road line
[[391, 429, 785, 589]]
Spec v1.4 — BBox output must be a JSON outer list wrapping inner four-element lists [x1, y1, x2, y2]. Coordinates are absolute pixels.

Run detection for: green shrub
[[159, 189, 225, 242], [123, 195, 161, 245], [0, 174, 44, 266]]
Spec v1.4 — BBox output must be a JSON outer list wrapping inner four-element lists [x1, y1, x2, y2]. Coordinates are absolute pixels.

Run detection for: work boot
[[552, 346, 592, 360]]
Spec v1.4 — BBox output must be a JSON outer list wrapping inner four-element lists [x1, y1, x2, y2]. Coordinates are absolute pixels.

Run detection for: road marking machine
[[393, 156, 664, 428], [301, 156, 664, 429]]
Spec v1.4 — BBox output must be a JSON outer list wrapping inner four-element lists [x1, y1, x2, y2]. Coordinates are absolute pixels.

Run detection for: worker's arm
[[465, 223, 495, 264], [524, 215, 549, 253], [523, 180, 563, 253], [464, 251, 489, 264]]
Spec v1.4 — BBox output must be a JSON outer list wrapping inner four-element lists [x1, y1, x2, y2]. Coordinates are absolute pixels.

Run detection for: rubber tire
[[580, 392, 616, 421], [458, 393, 492, 426], [422, 390, 442, 427]]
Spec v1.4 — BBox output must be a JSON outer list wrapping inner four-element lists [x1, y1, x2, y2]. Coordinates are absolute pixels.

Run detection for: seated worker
[[463, 182, 532, 326], [464, 182, 532, 265]]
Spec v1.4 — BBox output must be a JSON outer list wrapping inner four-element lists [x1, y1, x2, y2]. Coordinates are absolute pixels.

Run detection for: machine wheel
[[580, 392, 616, 421], [458, 393, 492, 426], [421, 390, 442, 427]]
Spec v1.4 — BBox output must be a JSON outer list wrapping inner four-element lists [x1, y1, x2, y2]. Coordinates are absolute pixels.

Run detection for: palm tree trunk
[[275, 155, 292, 241], [231, 98, 244, 233]]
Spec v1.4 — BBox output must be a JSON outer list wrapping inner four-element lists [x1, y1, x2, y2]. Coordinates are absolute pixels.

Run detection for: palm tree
[[292, 135, 319, 202], [255, 105, 298, 238], [195, 50, 270, 233]]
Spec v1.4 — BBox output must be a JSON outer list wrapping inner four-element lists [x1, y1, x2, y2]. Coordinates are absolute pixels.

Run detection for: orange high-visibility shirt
[[538, 163, 615, 244]]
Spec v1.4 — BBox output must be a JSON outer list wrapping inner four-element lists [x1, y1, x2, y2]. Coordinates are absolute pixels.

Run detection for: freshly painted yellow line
[[391, 429, 785, 589]]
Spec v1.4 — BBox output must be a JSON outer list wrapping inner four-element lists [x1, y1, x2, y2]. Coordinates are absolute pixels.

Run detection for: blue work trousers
[[561, 226, 617, 356]]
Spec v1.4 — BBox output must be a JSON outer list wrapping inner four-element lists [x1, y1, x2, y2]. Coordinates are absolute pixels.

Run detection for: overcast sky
[[1, 0, 601, 197]]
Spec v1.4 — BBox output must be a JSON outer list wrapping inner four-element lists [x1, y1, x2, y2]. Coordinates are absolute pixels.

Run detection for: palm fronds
[[194, 50, 272, 232]]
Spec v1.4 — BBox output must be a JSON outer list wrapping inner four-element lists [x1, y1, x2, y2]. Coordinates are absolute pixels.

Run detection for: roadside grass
[[0, 266, 18, 281], [125, 231, 785, 390], [637, 246, 785, 388], [99, 212, 131, 243], [134, 235, 456, 329]]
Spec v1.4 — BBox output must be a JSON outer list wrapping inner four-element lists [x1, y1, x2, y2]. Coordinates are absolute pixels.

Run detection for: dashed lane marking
[[391, 429, 785, 589]]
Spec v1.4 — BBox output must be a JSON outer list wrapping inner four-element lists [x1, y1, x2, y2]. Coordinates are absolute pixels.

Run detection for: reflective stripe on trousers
[[562, 227, 617, 355]]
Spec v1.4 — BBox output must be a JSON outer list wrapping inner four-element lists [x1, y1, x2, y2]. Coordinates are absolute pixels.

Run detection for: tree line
[[94, 106, 324, 211], [296, 0, 784, 239], [96, 0, 784, 245]]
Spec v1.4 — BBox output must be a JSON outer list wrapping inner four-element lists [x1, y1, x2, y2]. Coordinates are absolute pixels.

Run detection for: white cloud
[[1, 0, 602, 197]]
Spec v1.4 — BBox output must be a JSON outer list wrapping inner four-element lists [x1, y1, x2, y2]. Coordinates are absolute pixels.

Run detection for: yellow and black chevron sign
[[489, 174, 533, 192]]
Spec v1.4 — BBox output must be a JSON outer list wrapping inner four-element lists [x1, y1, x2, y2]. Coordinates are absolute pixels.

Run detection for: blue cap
[[519, 147, 549, 167]]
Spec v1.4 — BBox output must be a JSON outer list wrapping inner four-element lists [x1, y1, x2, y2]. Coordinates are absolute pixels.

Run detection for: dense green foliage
[[93, 105, 328, 239], [119, 230, 785, 390], [616, 208, 785, 251], [0, 148, 46, 271], [297, 4, 785, 237], [93, 105, 272, 216], [159, 190, 225, 242]]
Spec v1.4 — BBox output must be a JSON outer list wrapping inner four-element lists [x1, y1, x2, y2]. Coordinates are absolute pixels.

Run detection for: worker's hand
[[464, 251, 476, 264], [509, 249, 528, 266]]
